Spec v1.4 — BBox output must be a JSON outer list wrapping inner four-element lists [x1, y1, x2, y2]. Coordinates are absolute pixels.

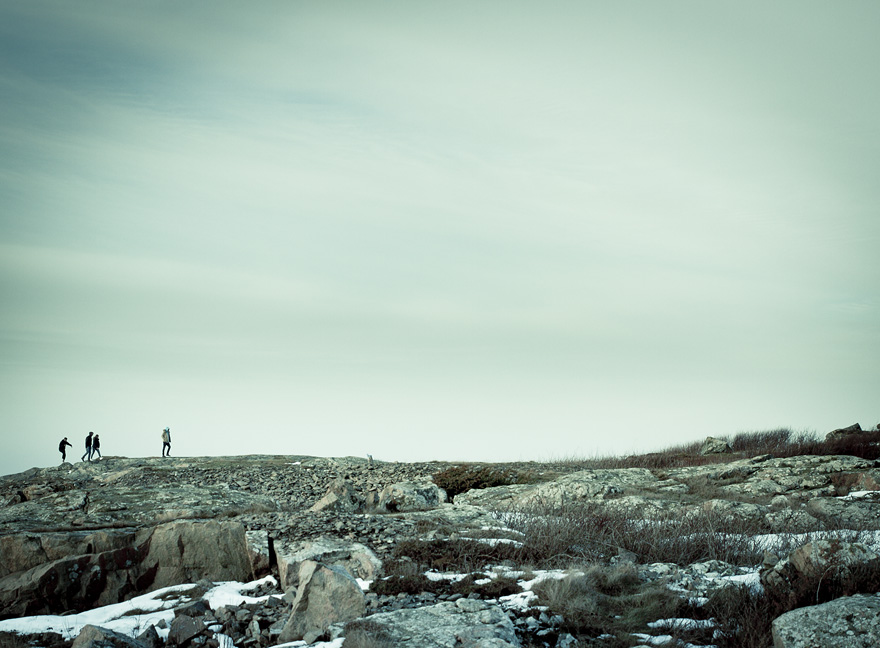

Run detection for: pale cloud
[[1, 1, 878, 474]]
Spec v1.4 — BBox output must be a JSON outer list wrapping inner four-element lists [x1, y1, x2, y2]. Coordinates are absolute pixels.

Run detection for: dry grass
[[499, 500, 775, 567], [549, 427, 880, 472], [432, 464, 545, 501], [342, 620, 395, 648], [533, 564, 688, 641]]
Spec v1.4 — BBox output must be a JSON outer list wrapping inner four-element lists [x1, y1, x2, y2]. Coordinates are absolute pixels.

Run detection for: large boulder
[[366, 481, 447, 513], [309, 479, 365, 513], [762, 540, 879, 595], [278, 561, 365, 643], [700, 437, 732, 455], [772, 592, 880, 647], [72, 625, 148, 648], [140, 519, 254, 590], [825, 423, 863, 442], [806, 496, 880, 529], [274, 536, 381, 592], [346, 597, 519, 647], [167, 615, 208, 646]]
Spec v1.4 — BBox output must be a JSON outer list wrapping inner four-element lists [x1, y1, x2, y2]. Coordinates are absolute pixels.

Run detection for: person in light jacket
[[161, 427, 171, 457]]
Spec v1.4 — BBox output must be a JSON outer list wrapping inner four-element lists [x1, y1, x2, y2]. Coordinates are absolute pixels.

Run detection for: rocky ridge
[[1, 446, 879, 648]]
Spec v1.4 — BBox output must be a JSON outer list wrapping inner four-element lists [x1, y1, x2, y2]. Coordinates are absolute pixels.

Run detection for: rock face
[[0, 520, 254, 618], [351, 598, 519, 647], [772, 593, 880, 647], [278, 561, 365, 643], [141, 519, 254, 589]]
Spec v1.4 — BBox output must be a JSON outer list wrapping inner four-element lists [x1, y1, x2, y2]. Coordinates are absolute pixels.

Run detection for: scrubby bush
[[706, 555, 880, 648], [432, 464, 543, 500], [500, 501, 772, 567], [389, 537, 523, 572]]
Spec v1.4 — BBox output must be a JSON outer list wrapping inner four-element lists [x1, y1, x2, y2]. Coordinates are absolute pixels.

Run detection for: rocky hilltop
[[1, 438, 879, 648]]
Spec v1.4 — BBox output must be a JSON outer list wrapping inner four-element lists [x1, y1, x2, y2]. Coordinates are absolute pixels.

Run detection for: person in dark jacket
[[59, 437, 72, 462], [81, 432, 93, 462], [92, 435, 102, 460]]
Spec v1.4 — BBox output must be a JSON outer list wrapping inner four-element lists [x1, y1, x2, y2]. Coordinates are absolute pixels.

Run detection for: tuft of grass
[[343, 620, 395, 648], [532, 565, 686, 640]]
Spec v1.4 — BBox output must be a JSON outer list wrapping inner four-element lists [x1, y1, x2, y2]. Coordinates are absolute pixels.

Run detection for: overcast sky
[[1, 1, 878, 476]]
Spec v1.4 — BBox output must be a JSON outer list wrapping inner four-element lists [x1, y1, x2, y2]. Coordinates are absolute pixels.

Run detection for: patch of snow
[[204, 576, 280, 609], [840, 490, 880, 501], [499, 590, 538, 611], [0, 578, 281, 643], [632, 633, 716, 648], [722, 569, 762, 592], [648, 618, 716, 630], [424, 571, 469, 583], [752, 529, 880, 554], [467, 537, 524, 548], [0, 583, 195, 639]]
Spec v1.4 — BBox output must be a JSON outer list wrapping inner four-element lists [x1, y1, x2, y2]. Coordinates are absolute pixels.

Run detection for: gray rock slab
[[772, 593, 880, 647], [353, 598, 519, 647]]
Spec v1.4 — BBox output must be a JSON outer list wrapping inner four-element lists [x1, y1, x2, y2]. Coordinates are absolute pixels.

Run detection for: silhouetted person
[[92, 435, 102, 460], [81, 432, 94, 462], [161, 427, 171, 457], [59, 437, 72, 463]]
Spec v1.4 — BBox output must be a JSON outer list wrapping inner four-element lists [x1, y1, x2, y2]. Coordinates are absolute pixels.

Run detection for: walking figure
[[92, 435, 102, 460], [161, 427, 171, 457], [59, 437, 72, 463], [81, 432, 94, 462]]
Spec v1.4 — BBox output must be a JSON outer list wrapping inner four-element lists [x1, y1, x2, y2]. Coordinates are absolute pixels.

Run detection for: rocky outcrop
[[700, 436, 732, 455], [366, 481, 448, 513], [761, 540, 880, 595], [826, 423, 863, 441], [308, 478, 365, 513], [0, 520, 254, 618], [347, 597, 519, 647], [141, 519, 254, 589], [0, 483, 278, 533], [278, 561, 365, 643], [772, 592, 880, 647]]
